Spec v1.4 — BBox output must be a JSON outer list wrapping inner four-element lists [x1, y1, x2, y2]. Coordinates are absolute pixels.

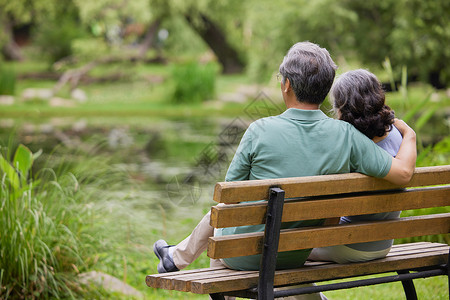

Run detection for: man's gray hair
[[279, 42, 337, 105]]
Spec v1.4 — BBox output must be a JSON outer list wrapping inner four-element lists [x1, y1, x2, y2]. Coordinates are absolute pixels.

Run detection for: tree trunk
[[1, 17, 24, 61], [138, 19, 161, 59], [428, 70, 445, 89], [185, 13, 244, 74]]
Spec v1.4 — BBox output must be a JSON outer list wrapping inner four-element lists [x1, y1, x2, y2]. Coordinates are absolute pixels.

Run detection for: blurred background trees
[[0, 0, 57, 60], [1, 0, 448, 86]]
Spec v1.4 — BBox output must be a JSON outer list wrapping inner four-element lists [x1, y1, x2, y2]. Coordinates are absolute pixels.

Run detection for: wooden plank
[[384, 244, 450, 257], [168, 268, 252, 291], [145, 267, 226, 289], [192, 245, 449, 294], [165, 268, 242, 291], [208, 214, 450, 258], [213, 165, 450, 203], [171, 269, 255, 292], [160, 268, 242, 291], [388, 242, 446, 254], [210, 186, 450, 228]]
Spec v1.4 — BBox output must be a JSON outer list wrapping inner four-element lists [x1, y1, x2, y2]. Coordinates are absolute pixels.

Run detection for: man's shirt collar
[[280, 108, 329, 121]]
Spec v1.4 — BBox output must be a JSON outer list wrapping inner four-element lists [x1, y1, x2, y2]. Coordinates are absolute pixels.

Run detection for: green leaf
[[415, 106, 438, 131], [13, 144, 33, 180], [33, 149, 43, 161], [402, 93, 431, 123], [0, 154, 20, 190]]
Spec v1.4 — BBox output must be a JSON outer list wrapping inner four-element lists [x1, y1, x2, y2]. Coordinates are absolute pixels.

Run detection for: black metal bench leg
[[258, 187, 285, 300], [397, 271, 418, 300], [210, 293, 226, 300]]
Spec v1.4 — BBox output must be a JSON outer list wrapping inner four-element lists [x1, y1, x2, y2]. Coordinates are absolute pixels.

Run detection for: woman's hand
[[394, 119, 416, 139]]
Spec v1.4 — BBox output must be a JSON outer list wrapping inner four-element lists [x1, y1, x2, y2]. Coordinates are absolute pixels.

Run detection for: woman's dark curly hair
[[330, 69, 395, 139]]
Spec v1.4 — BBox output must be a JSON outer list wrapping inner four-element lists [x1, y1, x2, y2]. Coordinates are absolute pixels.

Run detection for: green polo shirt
[[216, 108, 392, 270]]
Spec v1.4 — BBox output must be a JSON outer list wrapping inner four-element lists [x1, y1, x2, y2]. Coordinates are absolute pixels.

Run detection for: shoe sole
[[153, 241, 168, 273]]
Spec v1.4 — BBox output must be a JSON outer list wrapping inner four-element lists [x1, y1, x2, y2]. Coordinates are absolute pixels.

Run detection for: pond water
[[0, 116, 249, 232]]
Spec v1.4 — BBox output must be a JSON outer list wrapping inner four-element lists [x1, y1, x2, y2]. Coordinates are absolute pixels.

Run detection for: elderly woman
[[309, 69, 405, 263]]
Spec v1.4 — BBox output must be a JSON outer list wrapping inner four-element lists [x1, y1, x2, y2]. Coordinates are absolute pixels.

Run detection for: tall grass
[[33, 140, 170, 298], [0, 145, 83, 298], [0, 139, 139, 299]]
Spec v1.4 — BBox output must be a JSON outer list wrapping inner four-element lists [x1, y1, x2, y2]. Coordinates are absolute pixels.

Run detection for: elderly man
[[153, 42, 416, 288]]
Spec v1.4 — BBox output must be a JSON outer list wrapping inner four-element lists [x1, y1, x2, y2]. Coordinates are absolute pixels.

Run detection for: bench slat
[[171, 269, 255, 292], [211, 186, 450, 228], [385, 243, 450, 257], [213, 165, 450, 203], [208, 213, 450, 258], [145, 267, 225, 289], [388, 242, 448, 254], [191, 243, 448, 294]]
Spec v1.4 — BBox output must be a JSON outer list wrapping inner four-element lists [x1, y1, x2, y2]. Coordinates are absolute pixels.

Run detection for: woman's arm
[[383, 119, 417, 185]]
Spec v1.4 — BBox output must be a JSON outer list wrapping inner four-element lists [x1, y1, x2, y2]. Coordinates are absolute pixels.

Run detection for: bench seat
[[146, 242, 449, 295]]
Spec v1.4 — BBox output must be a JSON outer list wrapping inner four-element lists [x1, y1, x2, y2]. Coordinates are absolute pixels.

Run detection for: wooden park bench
[[146, 165, 450, 299]]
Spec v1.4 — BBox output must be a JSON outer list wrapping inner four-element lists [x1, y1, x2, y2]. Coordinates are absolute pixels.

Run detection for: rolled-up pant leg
[[172, 210, 214, 269]]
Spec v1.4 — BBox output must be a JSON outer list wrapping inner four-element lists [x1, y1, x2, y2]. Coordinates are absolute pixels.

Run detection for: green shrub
[[33, 18, 85, 64], [0, 65, 16, 95], [417, 136, 450, 167], [171, 62, 217, 104]]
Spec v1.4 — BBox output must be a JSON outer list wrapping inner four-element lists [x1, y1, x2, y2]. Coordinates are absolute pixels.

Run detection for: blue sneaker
[[153, 239, 179, 273]]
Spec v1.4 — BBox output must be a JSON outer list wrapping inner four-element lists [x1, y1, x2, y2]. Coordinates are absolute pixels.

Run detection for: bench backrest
[[208, 165, 450, 260]]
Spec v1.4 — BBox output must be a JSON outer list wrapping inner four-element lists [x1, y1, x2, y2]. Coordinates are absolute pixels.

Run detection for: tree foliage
[[241, 0, 450, 86], [390, 0, 450, 87], [74, 0, 152, 38], [0, 0, 57, 24], [0, 0, 59, 60], [2, 0, 449, 86]]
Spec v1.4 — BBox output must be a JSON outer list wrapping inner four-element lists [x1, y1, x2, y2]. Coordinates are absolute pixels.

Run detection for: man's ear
[[284, 78, 291, 93]]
